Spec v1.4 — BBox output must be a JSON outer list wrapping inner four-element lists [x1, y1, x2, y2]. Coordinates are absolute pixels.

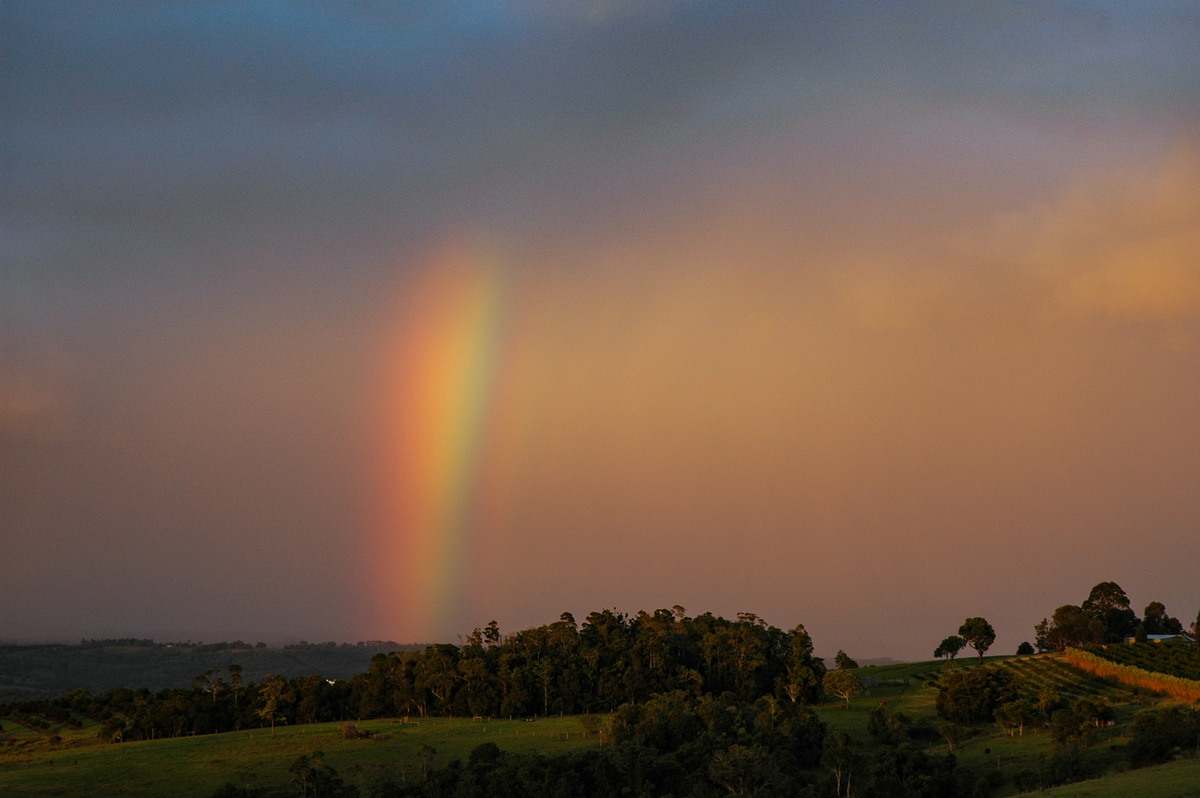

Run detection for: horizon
[[1, 585, 1187, 666], [4, 3, 1199, 666]]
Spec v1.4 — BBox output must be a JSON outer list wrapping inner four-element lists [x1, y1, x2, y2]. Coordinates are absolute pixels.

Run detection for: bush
[[936, 666, 1020, 724], [1012, 749, 1085, 792], [468, 741, 502, 767], [1128, 706, 1200, 768], [289, 751, 354, 798], [866, 704, 911, 744]]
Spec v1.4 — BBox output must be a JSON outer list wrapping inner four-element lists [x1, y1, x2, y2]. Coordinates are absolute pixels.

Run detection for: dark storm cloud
[[5, 1, 1196, 245], [1, 1, 843, 311]]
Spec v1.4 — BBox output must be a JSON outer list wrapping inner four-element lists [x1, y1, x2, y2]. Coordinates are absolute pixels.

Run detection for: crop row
[[1081, 643, 1200, 681], [1064, 648, 1200, 703], [999, 656, 1132, 701]]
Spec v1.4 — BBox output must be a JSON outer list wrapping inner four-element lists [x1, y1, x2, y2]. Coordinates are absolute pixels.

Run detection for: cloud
[[0, 369, 71, 439], [4, 1, 1199, 654], [0, 336, 77, 441], [824, 142, 1200, 337], [1018, 146, 1200, 322]]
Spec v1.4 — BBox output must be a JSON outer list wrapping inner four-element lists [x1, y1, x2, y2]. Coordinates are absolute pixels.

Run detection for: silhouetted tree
[[1036, 605, 1102, 652], [1083, 581, 1137, 643], [934, 635, 966, 660], [936, 664, 1019, 724], [1142, 601, 1184, 636], [958, 617, 996, 662]]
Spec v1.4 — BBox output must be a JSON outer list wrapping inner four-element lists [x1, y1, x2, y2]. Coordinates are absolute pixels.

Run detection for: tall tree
[[1082, 581, 1137, 643], [782, 624, 825, 704], [415, 643, 461, 713], [257, 675, 288, 737], [228, 664, 243, 711], [708, 744, 781, 797], [726, 618, 770, 698], [289, 751, 347, 798], [958, 617, 996, 662], [1036, 605, 1102, 652], [822, 669, 864, 707], [1143, 601, 1184, 636], [194, 668, 223, 704], [934, 635, 965, 660], [483, 619, 501, 648], [822, 731, 864, 798]]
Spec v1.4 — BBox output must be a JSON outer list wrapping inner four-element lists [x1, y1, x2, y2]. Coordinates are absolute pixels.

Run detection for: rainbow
[[370, 238, 510, 643]]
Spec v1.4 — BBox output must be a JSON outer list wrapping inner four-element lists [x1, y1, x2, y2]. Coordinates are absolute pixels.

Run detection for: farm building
[[1123, 633, 1196, 645]]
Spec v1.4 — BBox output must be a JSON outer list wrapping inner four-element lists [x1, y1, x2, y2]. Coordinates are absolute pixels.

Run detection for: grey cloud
[[8, 2, 1195, 222], [2, 2, 836, 294]]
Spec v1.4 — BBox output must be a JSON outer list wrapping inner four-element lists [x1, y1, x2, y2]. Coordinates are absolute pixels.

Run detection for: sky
[[3, 1, 1199, 662]]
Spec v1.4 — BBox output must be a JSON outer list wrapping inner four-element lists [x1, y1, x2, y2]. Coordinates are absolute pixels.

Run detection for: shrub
[[1127, 706, 1200, 768], [936, 666, 1020, 724]]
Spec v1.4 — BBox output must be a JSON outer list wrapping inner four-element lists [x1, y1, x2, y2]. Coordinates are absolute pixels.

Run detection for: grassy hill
[[1037, 758, 1200, 798], [813, 655, 1198, 797], [4, 653, 1200, 797], [0, 714, 594, 797]]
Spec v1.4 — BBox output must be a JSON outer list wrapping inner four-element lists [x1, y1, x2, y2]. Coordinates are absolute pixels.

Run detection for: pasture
[[0, 714, 595, 797], [5, 653, 1200, 797], [813, 655, 1198, 797]]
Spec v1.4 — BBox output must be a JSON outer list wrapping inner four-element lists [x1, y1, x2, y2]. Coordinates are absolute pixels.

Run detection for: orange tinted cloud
[[444, 141, 1200, 656], [1021, 145, 1200, 323]]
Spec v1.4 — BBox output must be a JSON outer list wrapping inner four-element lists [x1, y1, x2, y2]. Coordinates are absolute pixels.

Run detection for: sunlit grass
[[1037, 757, 1200, 797], [809, 655, 1200, 797]]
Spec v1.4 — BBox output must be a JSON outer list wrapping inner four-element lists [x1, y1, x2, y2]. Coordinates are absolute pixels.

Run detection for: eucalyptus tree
[[1142, 601, 1184, 635], [823, 669, 864, 707], [958, 617, 996, 662], [1035, 605, 1102, 652], [1082, 581, 1137, 643], [783, 623, 825, 704], [256, 675, 288, 737], [934, 635, 965, 660]]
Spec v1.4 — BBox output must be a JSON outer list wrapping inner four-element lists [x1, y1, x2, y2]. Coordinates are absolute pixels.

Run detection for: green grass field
[[811, 655, 1200, 797], [0, 715, 595, 797], [1037, 757, 1200, 797], [5, 654, 1200, 797]]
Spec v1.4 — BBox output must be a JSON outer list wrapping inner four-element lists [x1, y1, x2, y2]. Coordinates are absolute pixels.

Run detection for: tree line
[[927, 582, 1198, 663], [354, 690, 973, 798], [8, 594, 1200, 797], [1, 608, 827, 742], [1034, 582, 1196, 653], [351, 608, 827, 720]]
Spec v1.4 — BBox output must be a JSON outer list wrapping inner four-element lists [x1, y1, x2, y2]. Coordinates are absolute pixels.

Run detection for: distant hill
[[0, 640, 423, 702], [853, 657, 907, 667], [818, 656, 906, 668]]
